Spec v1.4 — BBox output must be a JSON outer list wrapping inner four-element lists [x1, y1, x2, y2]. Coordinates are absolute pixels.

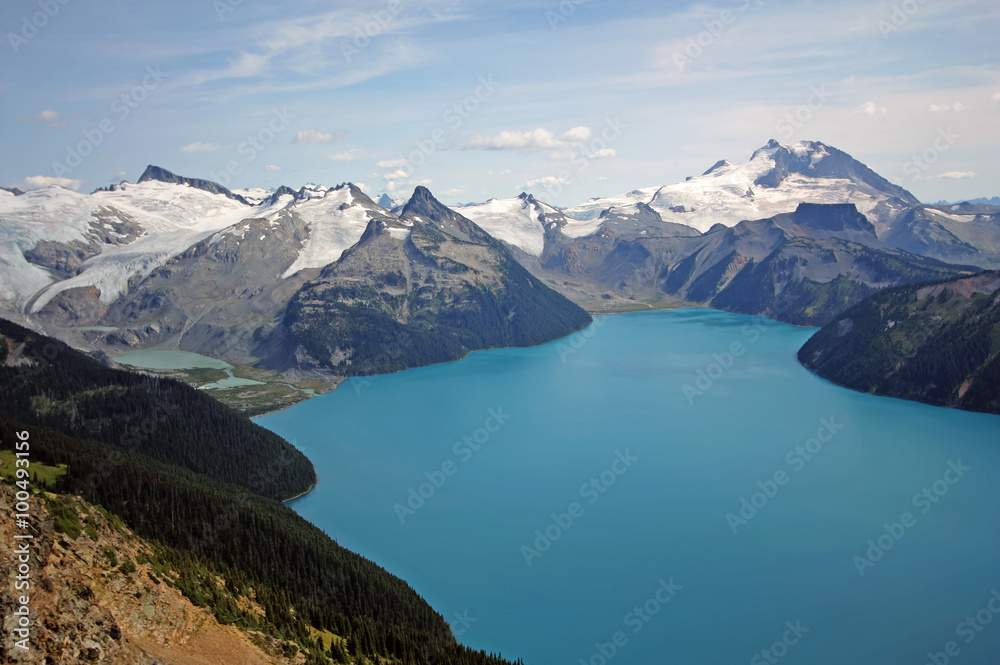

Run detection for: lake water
[[256, 309, 1000, 665], [115, 349, 264, 389]]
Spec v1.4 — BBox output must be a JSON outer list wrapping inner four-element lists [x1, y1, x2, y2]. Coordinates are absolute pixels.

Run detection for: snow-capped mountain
[[0, 166, 394, 318], [230, 187, 276, 205], [0, 174, 260, 314], [450, 193, 565, 256], [260, 183, 394, 278], [562, 140, 918, 234], [377, 193, 407, 211], [0, 140, 992, 385]]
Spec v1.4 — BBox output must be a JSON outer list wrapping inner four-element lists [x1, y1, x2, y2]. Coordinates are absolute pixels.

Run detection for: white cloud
[[113, 170, 127, 181], [561, 126, 592, 142], [354, 182, 369, 193], [383, 169, 409, 179], [466, 125, 598, 152], [930, 170, 976, 180], [546, 150, 579, 161], [522, 175, 570, 189], [587, 148, 617, 159], [469, 128, 560, 150], [264, 164, 282, 171], [375, 158, 407, 168], [487, 169, 513, 176], [928, 102, 969, 113], [385, 177, 432, 193], [291, 128, 345, 144], [441, 187, 464, 196], [330, 148, 362, 161], [35, 109, 59, 123], [993, 92, 1000, 103], [23, 175, 82, 190], [180, 141, 227, 152], [854, 101, 888, 115]]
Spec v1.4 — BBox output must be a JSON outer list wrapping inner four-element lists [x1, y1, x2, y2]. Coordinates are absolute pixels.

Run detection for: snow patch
[[452, 197, 546, 255], [279, 186, 372, 278]]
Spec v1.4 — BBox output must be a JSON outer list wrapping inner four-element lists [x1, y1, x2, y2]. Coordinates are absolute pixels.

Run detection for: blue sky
[[1, 0, 998, 205]]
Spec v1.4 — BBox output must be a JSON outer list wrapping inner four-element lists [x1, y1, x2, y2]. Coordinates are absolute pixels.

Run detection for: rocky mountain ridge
[[0, 140, 995, 388]]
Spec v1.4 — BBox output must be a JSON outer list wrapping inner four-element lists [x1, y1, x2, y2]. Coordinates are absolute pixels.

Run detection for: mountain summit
[[137, 164, 250, 204], [561, 140, 917, 233]]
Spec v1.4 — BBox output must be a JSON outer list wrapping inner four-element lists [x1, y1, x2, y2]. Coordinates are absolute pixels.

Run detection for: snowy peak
[[752, 140, 916, 202], [268, 183, 397, 279], [376, 193, 407, 211], [702, 159, 733, 176], [231, 187, 276, 205], [137, 165, 251, 205], [562, 140, 918, 234], [0, 173, 262, 313], [449, 192, 562, 256]]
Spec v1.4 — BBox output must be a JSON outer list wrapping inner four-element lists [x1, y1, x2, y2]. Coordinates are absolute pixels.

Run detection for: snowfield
[[453, 196, 552, 256], [562, 141, 886, 234], [277, 185, 378, 278]]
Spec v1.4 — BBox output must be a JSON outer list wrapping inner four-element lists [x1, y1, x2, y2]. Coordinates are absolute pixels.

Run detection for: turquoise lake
[[256, 309, 1000, 665]]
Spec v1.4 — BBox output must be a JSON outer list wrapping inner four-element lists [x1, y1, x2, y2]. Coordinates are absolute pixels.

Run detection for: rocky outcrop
[[0, 485, 288, 664]]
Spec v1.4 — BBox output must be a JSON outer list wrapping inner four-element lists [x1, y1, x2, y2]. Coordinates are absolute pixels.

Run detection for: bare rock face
[[36, 286, 108, 327], [23, 209, 145, 278], [0, 486, 281, 664]]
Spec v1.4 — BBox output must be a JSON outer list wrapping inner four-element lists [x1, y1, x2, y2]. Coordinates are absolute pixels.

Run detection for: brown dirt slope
[[0, 483, 295, 664]]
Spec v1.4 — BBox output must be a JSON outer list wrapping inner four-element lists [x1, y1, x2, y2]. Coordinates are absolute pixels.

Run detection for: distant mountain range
[[1, 140, 996, 387], [935, 196, 1000, 206]]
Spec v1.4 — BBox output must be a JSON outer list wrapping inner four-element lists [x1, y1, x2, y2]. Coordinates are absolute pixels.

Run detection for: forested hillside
[[0, 318, 522, 664], [797, 271, 1000, 414]]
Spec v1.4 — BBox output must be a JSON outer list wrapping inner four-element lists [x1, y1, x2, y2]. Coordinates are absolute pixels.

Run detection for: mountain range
[[1, 140, 997, 388]]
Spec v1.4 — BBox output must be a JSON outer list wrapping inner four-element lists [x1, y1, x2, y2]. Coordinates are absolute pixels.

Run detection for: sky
[[1, 0, 998, 207]]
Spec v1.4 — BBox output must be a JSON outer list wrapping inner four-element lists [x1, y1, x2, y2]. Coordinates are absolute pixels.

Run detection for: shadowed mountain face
[[526, 202, 971, 326], [798, 271, 1000, 414], [265, 186, 592, 377], [880, 205, 1000, 268], [93, 184, 394, 363]]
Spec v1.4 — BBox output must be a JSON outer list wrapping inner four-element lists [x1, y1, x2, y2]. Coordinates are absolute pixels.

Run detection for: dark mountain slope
[[268, 186, 592, 376], [797, 271, 1000, 414]]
